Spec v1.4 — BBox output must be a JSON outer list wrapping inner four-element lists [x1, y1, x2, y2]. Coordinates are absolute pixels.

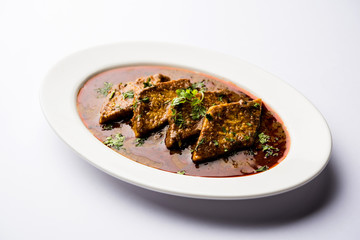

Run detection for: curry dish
[[77, 66, 289, 177]]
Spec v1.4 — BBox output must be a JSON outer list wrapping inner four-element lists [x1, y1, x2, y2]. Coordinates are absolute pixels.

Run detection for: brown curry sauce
[[77, 66, 290, 177]]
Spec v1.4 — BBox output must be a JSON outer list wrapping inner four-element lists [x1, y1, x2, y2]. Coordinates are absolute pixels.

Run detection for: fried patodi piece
[[165, 89, 247, 149], [99, 74, 170, 124], [192, 99, 262, 163], [132, 79, 191, 138]]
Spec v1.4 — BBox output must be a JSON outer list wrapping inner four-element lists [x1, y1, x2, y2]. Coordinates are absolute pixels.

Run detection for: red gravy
[[77, 66, 290, 177]]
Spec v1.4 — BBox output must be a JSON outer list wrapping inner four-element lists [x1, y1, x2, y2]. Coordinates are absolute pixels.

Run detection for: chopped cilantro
[[258, 132, 270, 144], [96, 82, 113, 97], [262, 144, 279, 158], [256, 165, 269, 172], [102, 123, 113, 130], [213, 140, 219, 146], [135, 137, 147, 147], [258, 132, 279, 157], [244, 135, 250, 140], [225, 137, 235, 142], [143, 78, 153, 88], [172, 88, 206, 120], [141, 96, 149, 103], [253, 102, 260, 108], [195, 138, 206, 151], [177, 170, 186, 175], [172, 109, 185, 128], [109, 90, 115, 99], [191, 104, 206, 120], [104, 133, 125, 150], [122, 90, 134, 99], [246, 123, 252, 126], [191, 82, 206, 91], [133, 99, 139, 110]]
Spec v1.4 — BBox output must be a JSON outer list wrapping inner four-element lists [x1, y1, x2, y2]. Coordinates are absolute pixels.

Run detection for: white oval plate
[[40, 42, 331, 199]]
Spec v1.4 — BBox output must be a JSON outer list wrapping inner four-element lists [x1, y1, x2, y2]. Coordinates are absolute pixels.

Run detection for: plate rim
[[40, 41, 332, 199]]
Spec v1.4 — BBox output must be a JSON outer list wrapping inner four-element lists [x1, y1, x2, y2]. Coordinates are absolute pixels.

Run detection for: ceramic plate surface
[[40, 42, 331, 199]]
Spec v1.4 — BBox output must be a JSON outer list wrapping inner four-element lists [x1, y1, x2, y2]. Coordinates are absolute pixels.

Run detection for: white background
[[1, 0, 359, 239]]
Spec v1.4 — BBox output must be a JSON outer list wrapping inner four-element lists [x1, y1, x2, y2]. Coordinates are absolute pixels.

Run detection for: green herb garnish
[[191, 104, 206, 120], [172, 109, 185, 128], [191, 82, 206, 91], [256, 165, 269, 172], [104, 133, 125, 150], [213, 140, 219, 146], [109, 90, 115, 99], [258, 132, 270, 144], [177, 170, 186, 175], [246, 123, 252, 126], [244, 135, 250, 140], [135, 137, 147, 147], [253, 102, 260, 108], [172, 88, 206, 120], [195, 138, 206, 151], [141, 96, 149, 103], [96, 82, 113, 97], [262, 144, 279, 158], [102, 123, 113, 130], [225, 137, 235, 142], [122, 90, 134, 99], [133, 99, 139, 110], [143, 78, 153, 88]]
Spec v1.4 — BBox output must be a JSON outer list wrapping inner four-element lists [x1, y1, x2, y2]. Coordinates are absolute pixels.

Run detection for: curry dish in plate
[[77, 65, 290, 177]]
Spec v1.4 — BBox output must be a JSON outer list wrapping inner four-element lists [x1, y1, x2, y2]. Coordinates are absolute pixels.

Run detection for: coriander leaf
[[133, 99, 139, 110], [141, 96, 149, 103], [256, 165, 269, 172], [135, 137, 147, 147], [102, 123, 113, 130], [213, 140, 219, 146], [262, 144, 279, 158], [253, 102, 260, 108], [191, 104, 206, 120], [225, 137, 235, 142], [143, 78, 153, 88], [104, 133, 125, 150], [177, 170, 186, 175], [172, 109, 185, 128], [96, 82, 113, 97], [195, 138, 206, 151], [122, 90, 134, 99], [191, 82, 206, 91], [258, 132, 270, 144], [109, 90, 115, 99]]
